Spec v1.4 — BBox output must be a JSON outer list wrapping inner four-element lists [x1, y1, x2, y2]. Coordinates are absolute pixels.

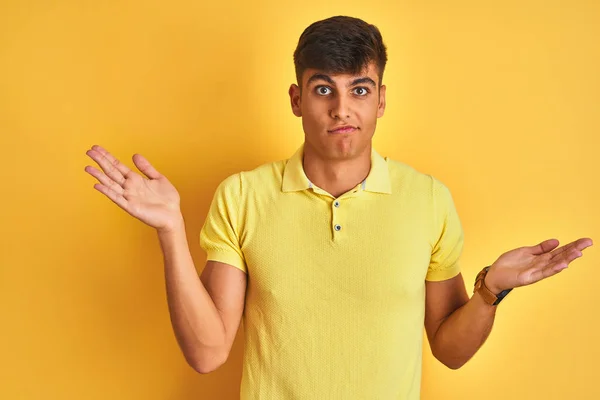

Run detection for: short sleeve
[[426, 178, 464, 281], [199, 173, 247, 273]]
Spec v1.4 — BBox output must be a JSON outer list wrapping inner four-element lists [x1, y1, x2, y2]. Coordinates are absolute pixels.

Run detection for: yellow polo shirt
[[199, 143, 464, 399]]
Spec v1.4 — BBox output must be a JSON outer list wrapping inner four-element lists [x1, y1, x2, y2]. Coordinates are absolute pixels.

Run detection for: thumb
[[132, 154, 162, 180], [530, 238, 560, 255]]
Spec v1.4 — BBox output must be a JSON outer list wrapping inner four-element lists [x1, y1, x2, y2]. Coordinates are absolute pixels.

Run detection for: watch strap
[[474, 266, 513, 306]]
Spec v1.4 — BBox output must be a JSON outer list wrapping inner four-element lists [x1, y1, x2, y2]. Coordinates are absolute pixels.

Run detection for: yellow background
[[1, 0, 598, 399]]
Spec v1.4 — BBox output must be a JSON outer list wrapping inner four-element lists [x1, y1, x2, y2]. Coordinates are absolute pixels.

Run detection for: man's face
[[289, 61, 386, 161]]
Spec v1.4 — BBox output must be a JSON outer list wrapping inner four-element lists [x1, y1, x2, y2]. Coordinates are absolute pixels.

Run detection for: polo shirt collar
[[281, 143, 392, 194]]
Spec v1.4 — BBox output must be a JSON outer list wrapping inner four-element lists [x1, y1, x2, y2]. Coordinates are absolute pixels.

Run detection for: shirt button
[[334, 201, 340, 208], [334, 224, 342, 231]]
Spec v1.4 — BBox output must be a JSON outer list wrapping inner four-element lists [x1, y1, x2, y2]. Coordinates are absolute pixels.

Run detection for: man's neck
[[302, 142, 371, 199]]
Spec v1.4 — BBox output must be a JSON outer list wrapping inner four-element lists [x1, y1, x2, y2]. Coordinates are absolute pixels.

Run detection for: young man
[[85, 16, 592, 400]]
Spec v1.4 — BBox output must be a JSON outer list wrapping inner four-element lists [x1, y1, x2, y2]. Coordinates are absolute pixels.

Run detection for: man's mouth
[[328, 125, 358, 134]]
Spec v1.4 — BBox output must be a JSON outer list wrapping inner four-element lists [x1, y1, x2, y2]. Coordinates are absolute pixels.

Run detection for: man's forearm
[[430, 291, 497, 369], [158, 219, 227, 373]]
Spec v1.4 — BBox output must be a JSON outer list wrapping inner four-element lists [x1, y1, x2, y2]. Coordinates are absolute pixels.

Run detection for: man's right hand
[[85, 144, 183, 233]]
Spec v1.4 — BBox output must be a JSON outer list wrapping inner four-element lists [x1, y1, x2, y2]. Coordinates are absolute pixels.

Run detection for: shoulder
[[214, 158, 286, 197], [240, 159, 286, 183], [385, 157, 445, 196]]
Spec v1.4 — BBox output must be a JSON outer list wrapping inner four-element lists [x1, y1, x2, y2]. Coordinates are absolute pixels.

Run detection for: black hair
[[293, 16, 388, 88]]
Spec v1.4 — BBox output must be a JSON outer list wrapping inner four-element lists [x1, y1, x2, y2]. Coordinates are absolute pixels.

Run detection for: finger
[[132, 153, 162, 180], [530, 238, 559, 255], [528, 264, 561, 283], [91, 145, 132, 175], [84, 165, 124, 196], [528, 251, 579, 282], [549, 242, 573, 260], [547, 247, 583, 271], [527, 239, 591, 283], [550, 238, 593, 261], [86, 145, 131, 186], [93, 183, 129, 210], [575, 237, 593, 251]]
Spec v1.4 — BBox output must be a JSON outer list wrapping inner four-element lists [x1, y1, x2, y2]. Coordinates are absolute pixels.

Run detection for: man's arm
[[425, 237, 593, 370], [84, 145, 247, 374], [159, 221, 246, 374], [424, 273, 496, 370]]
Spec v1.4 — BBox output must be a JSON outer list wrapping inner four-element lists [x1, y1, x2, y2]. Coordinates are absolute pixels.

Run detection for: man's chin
[[306, 135, 369, 160], [327, 141, 364, 160]]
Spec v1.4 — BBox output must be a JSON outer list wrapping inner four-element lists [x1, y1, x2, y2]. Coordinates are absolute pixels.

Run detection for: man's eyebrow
[[350, 77, 377, 88], [306, 73, 335, 87], [306, 73, 377, 88]]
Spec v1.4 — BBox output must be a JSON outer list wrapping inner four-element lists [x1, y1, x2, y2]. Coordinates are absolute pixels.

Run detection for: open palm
[[84, 145, 182, 231], [486, 237, 593, 292]]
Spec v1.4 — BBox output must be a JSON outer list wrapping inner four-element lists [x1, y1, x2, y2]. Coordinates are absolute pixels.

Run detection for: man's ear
[[377, 84, 386, 118], [289, 84, 302, 117]]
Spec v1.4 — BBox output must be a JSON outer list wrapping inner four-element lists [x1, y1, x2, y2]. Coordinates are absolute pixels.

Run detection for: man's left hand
[[485, 237, 594, 293]]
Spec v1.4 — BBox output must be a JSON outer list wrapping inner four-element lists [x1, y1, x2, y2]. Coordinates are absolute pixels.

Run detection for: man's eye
[[353, 87, 369, 96], [316, 86, 332, 95]]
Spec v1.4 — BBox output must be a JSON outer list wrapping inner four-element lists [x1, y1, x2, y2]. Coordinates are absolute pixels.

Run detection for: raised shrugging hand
[[84, 145, 183, 233]]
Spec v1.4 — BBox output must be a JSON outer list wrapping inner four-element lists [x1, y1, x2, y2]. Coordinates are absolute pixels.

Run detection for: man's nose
[[330, 94, 351, 119]]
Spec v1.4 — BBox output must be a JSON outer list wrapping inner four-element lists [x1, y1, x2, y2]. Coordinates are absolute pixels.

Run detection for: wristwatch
[[473, 266, 513, 306]]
